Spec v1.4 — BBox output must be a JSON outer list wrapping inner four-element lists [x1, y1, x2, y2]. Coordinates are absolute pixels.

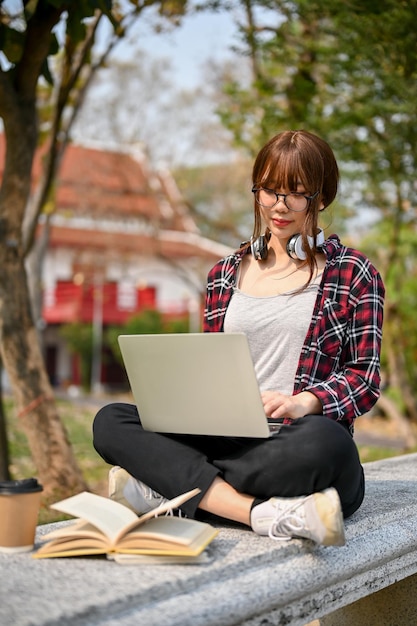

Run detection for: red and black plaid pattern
[[203, 235, 385, 435]]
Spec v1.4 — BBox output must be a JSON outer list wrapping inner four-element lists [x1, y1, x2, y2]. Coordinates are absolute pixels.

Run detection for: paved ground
[[2, 453, 417, 626]]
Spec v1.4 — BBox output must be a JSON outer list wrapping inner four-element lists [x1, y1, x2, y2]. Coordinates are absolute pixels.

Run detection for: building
[[0, 136, 231, 392]]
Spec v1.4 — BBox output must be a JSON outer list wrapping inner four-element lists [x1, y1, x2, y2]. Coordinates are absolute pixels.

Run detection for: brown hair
[[251, 130, 339, 283]]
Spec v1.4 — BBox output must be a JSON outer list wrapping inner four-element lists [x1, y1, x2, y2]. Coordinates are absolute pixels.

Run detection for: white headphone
[[250, 234, 269, 260], [286, 228, 325, 261]]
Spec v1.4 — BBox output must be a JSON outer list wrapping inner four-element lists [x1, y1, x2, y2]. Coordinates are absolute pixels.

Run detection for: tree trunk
[[0, 251, 87, 500], [0, 359, 11, 481], [0, 16, 88, 497]]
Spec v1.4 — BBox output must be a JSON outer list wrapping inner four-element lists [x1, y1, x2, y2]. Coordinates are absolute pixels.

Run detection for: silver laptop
[[118, 333, 273, 438]]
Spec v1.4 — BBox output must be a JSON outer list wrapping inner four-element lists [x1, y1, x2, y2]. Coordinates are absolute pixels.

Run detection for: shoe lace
[[151, 507, 184, 519], [143, 484, 162, 502], [268, 501, 306, 541], [143, 486, 175, 517], [144, 487, 185, 519]]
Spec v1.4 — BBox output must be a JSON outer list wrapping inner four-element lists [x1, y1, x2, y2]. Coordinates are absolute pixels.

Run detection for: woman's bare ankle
[[198, 477, 254, 525]]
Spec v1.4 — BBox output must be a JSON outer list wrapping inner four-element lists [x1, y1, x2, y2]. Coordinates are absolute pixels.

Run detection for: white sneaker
[[108, 466, 167, 515], [250, 487, 345, 546]]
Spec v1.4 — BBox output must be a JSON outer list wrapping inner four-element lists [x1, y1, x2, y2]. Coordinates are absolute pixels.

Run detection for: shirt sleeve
[[203, 253, 239, 333], [203, 267, 216, 332], [305, 270, 385, 427]]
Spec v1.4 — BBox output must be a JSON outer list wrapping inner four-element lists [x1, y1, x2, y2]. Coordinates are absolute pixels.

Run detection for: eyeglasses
[[252, 186, 319, 212]]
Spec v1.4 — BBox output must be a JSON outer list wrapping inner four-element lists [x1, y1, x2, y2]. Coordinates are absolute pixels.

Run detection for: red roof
[[32, 140, 193, 230], [44, 224, 227, 259], [0, 134, 230, 261]]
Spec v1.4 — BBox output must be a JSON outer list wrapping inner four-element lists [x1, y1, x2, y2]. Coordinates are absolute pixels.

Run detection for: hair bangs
[[253, 135, 318, 195]]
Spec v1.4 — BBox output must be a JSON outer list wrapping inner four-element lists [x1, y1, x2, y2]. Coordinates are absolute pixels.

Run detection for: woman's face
[[258, 181, 316, 241], [252, 132, 337, 243]]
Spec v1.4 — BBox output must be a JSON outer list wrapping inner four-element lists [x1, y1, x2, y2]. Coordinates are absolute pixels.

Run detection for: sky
[[113, 8, 240, 89]]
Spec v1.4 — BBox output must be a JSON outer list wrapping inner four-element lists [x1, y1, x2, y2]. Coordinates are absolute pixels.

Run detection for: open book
[[33, 488, 218, 560]]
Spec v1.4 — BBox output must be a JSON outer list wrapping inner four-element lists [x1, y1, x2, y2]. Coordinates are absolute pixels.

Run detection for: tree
[[70, 50, 238, 168], [213, 0, 352, 232], [174, 158, 254, 245], [215, 1, 328, 150], [59, 323, 95, 391], [317, 0, 417, 438], [105, 309, 189, 369], [0, 0, 189, 499], [0, 358, 10, 480]]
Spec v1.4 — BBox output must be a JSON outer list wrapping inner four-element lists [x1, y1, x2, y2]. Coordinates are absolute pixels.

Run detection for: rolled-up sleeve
[[295, 245, 385, 431]]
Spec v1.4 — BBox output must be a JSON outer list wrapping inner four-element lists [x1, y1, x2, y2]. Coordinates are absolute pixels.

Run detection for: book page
[[119, 517, 216, 547], [108, 552, 214, 565], [117, 518, 218, 556], [118, 487, 201, 540], [41, 520, 110, 542], [51, 492, 138, 544], [34, 538, 109, 558], [50, 488, 202, 546]]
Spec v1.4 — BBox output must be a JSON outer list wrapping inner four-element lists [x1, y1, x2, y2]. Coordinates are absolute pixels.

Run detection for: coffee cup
[[0, 477, 43, 553]]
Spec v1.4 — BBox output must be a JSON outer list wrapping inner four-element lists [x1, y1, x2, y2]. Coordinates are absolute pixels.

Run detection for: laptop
[[118, 333, 275, 438]]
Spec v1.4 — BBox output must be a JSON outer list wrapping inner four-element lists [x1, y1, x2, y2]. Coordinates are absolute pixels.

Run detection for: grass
[[4, 395, 109, 524], [3, 395, 415, 524], [356, 445, 407, 463]]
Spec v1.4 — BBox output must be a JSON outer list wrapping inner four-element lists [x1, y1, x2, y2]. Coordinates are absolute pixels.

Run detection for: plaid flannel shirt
[[203, 234, 385, 435]]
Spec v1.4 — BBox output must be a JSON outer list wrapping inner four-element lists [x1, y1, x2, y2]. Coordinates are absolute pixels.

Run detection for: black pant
[[93, 403, 364, 519]]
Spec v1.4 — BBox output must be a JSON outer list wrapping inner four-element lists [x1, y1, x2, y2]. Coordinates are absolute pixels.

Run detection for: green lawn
[[3, 395, 414, 524]]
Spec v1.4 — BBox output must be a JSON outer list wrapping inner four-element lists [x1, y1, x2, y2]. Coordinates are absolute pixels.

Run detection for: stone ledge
[[1, 453, 416, 626]]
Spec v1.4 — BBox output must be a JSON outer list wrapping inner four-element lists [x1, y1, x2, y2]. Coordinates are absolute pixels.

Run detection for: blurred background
[[1, 1, 416, 503]]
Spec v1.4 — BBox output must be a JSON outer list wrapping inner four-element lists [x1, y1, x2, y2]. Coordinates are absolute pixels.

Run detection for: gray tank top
[[223, 281, 320, 394]]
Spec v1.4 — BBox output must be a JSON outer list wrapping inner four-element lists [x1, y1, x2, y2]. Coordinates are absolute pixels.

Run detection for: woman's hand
[[261, 390, 322, 420]]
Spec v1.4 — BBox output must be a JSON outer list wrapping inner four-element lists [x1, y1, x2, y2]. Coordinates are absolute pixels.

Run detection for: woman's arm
[[304, 270, 385, 426]]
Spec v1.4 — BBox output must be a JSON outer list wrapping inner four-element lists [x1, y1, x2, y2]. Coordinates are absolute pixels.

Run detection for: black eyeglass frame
[[251, 186, 320, 212]]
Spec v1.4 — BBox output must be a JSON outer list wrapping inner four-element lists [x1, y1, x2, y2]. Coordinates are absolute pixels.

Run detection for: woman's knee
[[92, 402, 137, 454], [295, 415, 357, 465], [300, 416, 364, 517], [262, 416, 362, 498]]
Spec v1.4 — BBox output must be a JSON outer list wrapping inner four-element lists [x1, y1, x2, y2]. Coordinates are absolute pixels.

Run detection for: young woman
[[93, 130, 384, 546]]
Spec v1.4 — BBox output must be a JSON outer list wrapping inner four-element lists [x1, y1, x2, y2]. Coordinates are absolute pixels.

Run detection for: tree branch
[[22, 4, 162, 254], [14, 2, 65, 100], [22, 10, 104, 254]]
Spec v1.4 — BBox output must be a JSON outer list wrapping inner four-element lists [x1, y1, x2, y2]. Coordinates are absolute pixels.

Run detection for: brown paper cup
[[0, 478, 43, 553]]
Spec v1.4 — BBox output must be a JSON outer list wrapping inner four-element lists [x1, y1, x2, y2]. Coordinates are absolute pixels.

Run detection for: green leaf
[[45, 0, 73, 8], [1, 26, 25, 64], [95, 0, 113, 12], [159, 0, 188, 18], [41, 58, 54, 86], [23, 0, 40, 20], [66, 7, 87, 43], [48, 32, 60, 57]]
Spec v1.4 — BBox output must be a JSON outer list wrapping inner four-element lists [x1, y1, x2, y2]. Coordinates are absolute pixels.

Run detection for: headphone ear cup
[[286, 229, 325, 260], [313, 228, 325, 248], [251, 235, 269, 261], [286, 234, 306, 260]]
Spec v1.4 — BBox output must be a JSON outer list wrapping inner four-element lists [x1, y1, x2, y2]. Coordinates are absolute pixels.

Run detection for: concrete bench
[[1, 453, 416, 626]]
